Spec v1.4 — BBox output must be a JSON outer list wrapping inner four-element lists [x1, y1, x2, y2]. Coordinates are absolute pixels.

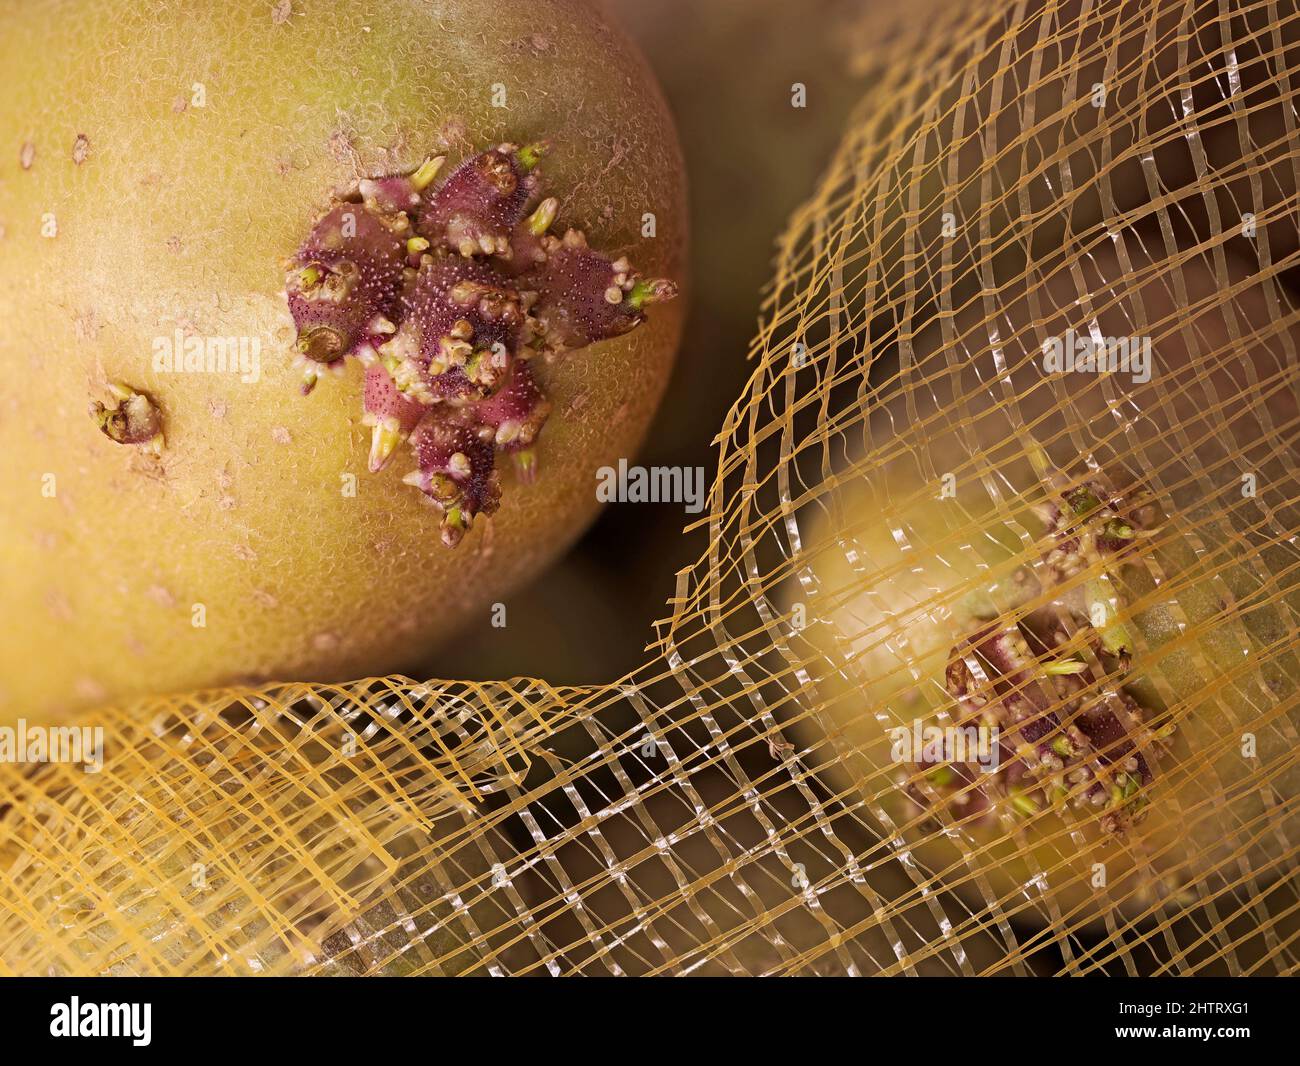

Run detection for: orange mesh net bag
[[3, 0, 1299, 976]]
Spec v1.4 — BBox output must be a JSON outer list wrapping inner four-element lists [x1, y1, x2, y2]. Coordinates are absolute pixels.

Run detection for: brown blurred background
[[424, 0, 867, 684]]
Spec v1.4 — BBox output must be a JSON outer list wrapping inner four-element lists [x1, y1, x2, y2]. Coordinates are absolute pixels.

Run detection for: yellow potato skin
[[0, 0, 685, 720]]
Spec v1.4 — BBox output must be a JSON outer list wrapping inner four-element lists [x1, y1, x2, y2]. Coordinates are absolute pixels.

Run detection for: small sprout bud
[[514, 140, 550, 172], [410, 155, 446, 192], [368, 421, 405, 473], [1099, 619, 1134, 657], [91, 384, 164, 454], [1067, 486, 1103, 516], [526, 196, 559, 236], [447, 451, 472, 479], [1084, 578, 1134, 656], [625, 277, 677, 310], [361, 364, 426, 471], [1043, 659, 1088, 676], [441, 506, 467, 547]]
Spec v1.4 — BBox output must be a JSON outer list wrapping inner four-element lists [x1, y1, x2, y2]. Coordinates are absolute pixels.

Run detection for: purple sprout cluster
[[912, 474, 1172, 835], [285, 142, 676, 546]]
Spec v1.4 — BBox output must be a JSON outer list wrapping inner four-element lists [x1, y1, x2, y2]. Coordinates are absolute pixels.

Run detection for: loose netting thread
[[2, 0, 1299, 975]]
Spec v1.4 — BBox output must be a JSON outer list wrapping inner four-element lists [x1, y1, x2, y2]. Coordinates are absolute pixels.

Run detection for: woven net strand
[[3, 0, 1299, 976]]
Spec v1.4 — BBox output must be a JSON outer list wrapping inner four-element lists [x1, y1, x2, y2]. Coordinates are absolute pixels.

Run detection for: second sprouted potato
[[792, 232, 1300, 933]]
